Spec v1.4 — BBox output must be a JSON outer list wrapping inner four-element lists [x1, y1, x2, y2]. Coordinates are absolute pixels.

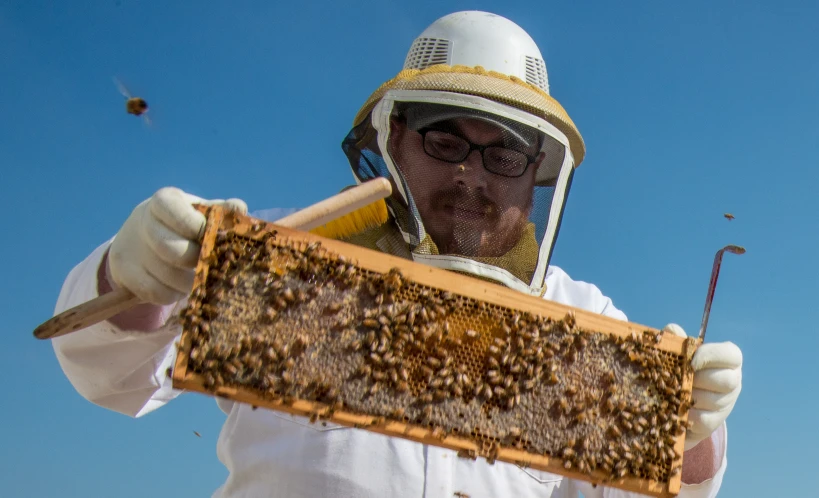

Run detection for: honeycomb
[[171, 205, 698, 498]]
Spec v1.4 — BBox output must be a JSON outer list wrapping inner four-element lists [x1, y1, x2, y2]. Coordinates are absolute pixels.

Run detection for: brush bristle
[[308, 199, 389, 240]]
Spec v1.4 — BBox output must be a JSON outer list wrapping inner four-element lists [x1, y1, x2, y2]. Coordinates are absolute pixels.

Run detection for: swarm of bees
[[113, 77, 151, 126], [170, 212, 697, 497]]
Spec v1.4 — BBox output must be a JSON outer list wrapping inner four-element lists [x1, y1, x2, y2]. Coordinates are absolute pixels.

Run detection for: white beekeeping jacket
[[50, 210, 727, 498]]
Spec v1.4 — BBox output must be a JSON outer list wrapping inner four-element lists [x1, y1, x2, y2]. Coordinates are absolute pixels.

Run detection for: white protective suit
[[50, 209, 728, 498]]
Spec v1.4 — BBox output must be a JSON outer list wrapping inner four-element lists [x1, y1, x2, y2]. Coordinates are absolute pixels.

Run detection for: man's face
[[388, 116, 544, 257]]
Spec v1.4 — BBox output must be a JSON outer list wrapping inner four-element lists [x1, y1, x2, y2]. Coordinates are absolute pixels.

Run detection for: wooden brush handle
[[33, 178, 392, 340], [272, 178, 391, 232]]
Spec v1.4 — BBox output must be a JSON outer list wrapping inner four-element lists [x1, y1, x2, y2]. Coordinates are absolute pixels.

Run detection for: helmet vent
[[403, 37, 452, 70], [524, 56, 549, 93]]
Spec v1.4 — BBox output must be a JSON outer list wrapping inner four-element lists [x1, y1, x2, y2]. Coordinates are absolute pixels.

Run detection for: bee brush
[[33, 178, 393, 340]]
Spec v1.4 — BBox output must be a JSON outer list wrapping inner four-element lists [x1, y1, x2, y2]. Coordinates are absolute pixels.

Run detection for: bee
[[431, 426, 446, 440], [223, 362, 239, 377], [505, 396, 517, 410], [281, 288, 296, 303], [113, 77, 151, 125], [724, 213, 735, 221], [193, 431, 201, 438]]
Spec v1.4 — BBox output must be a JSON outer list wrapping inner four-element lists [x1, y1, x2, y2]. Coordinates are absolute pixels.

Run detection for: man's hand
[[107, 186, 248, 305], [663, 323, 742, 450]]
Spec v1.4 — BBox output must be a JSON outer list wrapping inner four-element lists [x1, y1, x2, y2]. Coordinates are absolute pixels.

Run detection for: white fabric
[[108, 186, 248, 305], [663, 324, 743, 451], [51, 216, 728, 498]]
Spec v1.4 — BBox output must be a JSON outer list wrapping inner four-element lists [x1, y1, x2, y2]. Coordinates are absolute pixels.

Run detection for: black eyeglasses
[[416, 127, 539, 178]]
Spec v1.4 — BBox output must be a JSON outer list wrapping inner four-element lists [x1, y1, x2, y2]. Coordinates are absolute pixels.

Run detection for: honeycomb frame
[[171, 205, 699, 498]]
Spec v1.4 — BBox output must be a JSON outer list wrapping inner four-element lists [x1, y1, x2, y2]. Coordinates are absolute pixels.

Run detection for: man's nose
[[454, 150, 489, 189]]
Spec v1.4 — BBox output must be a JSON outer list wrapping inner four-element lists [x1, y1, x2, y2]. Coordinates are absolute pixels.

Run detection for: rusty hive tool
[[698, 245, 746, 341]]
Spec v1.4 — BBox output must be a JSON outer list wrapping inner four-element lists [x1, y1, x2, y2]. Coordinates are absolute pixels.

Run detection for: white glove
[[663, 323, 742, 451], [107, 186, 248, 305]]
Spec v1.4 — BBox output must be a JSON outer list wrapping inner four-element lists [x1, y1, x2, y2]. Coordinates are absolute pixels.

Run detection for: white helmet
[[341, 11, 584, 297], [403, 11, 550, 94]]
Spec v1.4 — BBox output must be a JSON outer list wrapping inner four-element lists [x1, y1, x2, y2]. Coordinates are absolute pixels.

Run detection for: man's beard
[[426, 184, 532, 257]]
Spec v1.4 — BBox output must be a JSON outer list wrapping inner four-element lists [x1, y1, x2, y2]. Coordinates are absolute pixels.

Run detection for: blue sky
[[2, 0, 816, 496]]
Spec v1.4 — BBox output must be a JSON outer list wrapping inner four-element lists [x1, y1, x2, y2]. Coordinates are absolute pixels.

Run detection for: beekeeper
[[49, 11, 742, 498]]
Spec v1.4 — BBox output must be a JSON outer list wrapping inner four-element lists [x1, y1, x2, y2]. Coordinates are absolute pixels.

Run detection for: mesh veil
[[342, 86, 577, 296]]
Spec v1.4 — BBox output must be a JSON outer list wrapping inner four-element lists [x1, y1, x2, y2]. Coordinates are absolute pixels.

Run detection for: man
[[49, 11, 742, 498]]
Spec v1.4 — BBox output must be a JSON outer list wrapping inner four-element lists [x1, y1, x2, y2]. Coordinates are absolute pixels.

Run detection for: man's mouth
[[444, 204, 490, 220]]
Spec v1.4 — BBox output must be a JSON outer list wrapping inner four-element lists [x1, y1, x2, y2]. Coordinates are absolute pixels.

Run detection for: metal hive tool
[[170, 204, 700, 498]]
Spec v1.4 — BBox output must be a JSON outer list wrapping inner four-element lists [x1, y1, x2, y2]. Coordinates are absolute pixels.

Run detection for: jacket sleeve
[[50, 239, 186, 418]]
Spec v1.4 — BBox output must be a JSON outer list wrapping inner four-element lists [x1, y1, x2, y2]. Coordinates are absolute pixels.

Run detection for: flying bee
[[113, 77, 151, 126], [724, 213, 735, 221]]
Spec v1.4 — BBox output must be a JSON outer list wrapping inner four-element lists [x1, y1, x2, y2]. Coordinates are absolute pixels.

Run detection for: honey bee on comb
[[113, 76, 151, 126]]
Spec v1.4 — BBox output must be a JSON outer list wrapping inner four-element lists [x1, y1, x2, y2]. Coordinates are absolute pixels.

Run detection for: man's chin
[[432, 233, 492, 257]]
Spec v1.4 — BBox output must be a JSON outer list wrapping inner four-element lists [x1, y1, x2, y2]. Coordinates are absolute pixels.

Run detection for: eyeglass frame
[[415, 127, 540, 178]]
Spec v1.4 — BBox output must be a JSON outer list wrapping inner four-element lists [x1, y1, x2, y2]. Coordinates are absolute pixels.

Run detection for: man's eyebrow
[[445, 120, 529, 150]]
